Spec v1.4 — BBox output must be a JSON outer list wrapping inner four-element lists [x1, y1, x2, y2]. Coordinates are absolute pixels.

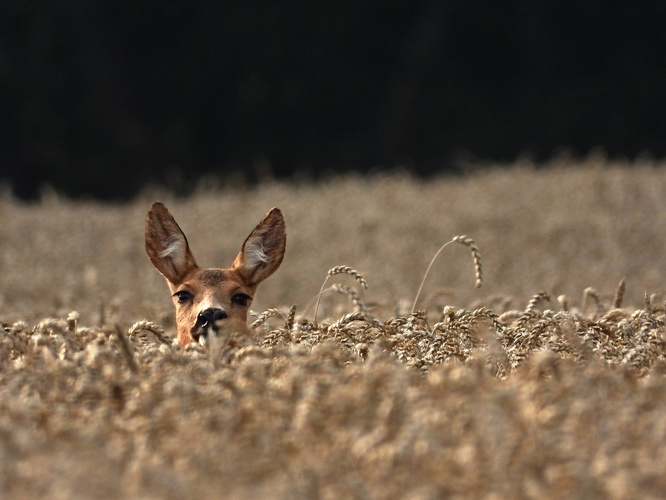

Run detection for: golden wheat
[[250, 308, 283, 329], [412, 235, 483, 312], [114, 324, 138, 373], [612, 277, 626, 308], [0, 289, 665, 498], [313, 265, 368, 324], [451, 235, 483, 288], [0, 162, 665, 498], [582, 286, 602, 316], [526, 290, 550, 312], [128, 319, 171, 345]]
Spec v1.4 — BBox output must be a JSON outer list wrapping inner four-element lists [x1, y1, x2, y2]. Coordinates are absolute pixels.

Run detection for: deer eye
[[173, 290, 193, 304], [231, 293, 251, 307]]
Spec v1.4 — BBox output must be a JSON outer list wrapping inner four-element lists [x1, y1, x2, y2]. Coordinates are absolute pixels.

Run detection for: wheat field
[[1, 157, 666, 498]]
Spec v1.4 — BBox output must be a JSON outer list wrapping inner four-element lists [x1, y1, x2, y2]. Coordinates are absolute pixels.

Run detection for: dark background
[[2, 0, 665, 199]]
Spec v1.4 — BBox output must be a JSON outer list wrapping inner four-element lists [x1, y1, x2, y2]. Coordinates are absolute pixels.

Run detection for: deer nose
[[198, 308, 228, 327]]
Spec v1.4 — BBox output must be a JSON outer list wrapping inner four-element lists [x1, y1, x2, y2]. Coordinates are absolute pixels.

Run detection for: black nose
[[198, 308, 228, 326]]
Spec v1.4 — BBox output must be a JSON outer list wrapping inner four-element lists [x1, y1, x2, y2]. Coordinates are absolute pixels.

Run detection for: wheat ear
[[67, 311, 79, 332], [411, 235, 483, 313], [250, 308, 282, 329], [526, 291, 550, 313], [115, 325, 138, 374], [644, 292, 654, 316], [331, 284, 369, 313], [285, 304, 297, 331], [128, 320, 171, 345], [313, 266, 368, 324], [582, 287, 600, 316], [613, 278, 626, 309], [250, 305, 297, 330]]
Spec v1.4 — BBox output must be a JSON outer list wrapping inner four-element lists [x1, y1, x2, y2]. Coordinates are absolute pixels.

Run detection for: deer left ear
[[231, 208, 286, 287], [145, 202, 198, 284]]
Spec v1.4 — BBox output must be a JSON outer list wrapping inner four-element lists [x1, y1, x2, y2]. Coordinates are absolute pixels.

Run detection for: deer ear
[[145, 202, 198, 284], [232, 208, 286, 287]]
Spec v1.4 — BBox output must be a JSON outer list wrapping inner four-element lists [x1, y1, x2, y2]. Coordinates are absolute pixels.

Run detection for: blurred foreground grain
[[1, 159, 666, 498]]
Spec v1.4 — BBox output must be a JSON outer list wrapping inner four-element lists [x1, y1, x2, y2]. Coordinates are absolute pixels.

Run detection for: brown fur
[[145, 202, 286, 346]]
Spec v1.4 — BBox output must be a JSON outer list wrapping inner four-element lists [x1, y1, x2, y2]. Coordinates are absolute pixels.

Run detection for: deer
[[145, 202, 286, 347]]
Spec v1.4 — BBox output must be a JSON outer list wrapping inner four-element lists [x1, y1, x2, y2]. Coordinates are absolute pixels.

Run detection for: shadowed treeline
[[2, 1, 666, 198]]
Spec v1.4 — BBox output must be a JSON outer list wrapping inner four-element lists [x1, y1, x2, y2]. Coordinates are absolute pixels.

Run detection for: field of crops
[[1, 157, 666, 498]]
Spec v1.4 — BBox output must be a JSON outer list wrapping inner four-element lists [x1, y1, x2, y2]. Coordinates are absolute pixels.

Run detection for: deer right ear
[[231, 208, 286, 287], [145, 202, 198, 284]]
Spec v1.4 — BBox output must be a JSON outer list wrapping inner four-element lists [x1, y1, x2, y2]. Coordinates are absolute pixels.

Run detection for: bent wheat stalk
[[115, 325, 138, 374], [250, 305, 297, 330], [313, 265, 368, 324], [526, 291, 550, 313], [250, 308, 282, 329], [411, 235, 482, 313], [128, 320, 171, 346]]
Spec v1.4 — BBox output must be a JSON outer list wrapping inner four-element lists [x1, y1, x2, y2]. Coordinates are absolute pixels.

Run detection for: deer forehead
[[180, 268, 254, 299]]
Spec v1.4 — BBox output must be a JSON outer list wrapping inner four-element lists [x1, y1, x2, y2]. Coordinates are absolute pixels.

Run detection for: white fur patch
[[244, 237, 271, 270], [158, 235, 187, 266]]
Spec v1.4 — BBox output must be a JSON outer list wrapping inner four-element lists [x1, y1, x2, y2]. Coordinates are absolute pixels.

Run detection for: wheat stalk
[[582, 287, 600, 316], [613, 278, 626, 309], [313, 265, 368, 324], [331, 284, 368, 313], [331, 284, 382, 326], [115, 325, 138, 374], [644, 292, 653, 316], [411, 235, 483, 313], [326, 265, 368, 289], [285, 304, 297, 331], [128, 320, 171, 346], [250, 308, 282, 329], [34, 318, 68, 335], [526, 291, 550, 313], [326, 312, 370, 333], [557, 295, 569, 312], [250, 305, 297, 330], [67, 311, 79, 333], [452, 236, 483, 289]]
